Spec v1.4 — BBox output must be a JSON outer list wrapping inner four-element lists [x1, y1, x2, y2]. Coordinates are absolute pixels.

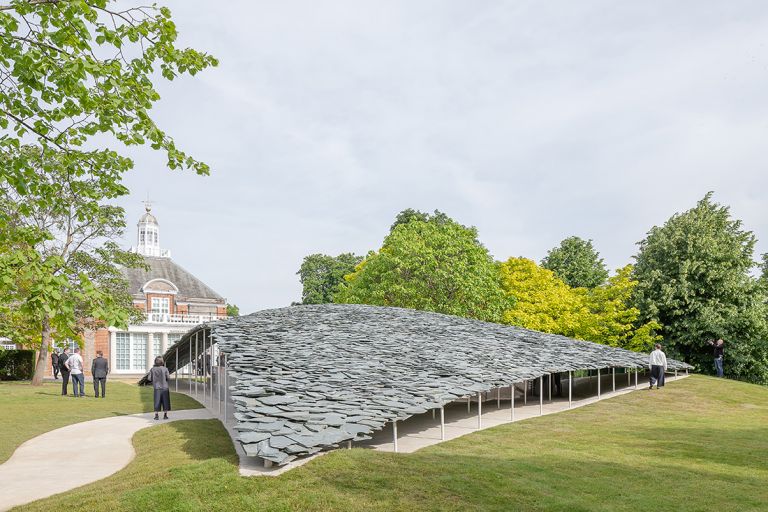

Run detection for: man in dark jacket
[[91, 350, 109, 398], [51, 350, 60, 379], [708, 339, 725, 377], [58, 348, 70, 395]]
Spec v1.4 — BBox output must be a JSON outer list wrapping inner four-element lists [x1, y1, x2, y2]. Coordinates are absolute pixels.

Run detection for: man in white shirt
[[648, 344, 667, 390], [65, 347, 86, 398]]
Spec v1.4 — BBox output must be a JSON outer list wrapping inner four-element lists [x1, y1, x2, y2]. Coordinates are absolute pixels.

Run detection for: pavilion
[[142, 304, 692, 466]]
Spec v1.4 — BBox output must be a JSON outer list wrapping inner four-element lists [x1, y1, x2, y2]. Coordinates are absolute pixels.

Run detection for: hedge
[[0, 350, 35, 381]]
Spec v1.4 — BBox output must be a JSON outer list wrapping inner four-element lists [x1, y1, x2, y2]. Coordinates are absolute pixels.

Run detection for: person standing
[[648, 344, 667, 390], [147, 357, 171, 420], [59, 348, 71, 395], [708, 339, 725, 377], [65, 347, 85, 398], [51, 350, 60, 380], [91, 350, 109, 398]]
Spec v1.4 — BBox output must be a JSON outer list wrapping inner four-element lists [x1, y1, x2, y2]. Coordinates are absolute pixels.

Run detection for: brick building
[[50, 204, 227, 378]]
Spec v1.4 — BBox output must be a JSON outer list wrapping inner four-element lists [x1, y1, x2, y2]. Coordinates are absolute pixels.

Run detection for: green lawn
[[11, 375, 768, 512], [0, 381, 200, 464]]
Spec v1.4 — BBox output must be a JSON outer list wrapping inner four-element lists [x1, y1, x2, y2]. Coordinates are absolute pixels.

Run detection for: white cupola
[[131, 202, 171, 258]]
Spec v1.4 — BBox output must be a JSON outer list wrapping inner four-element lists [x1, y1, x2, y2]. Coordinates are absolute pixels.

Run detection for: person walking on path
[[91, 350, 109, 398], [146, 357, 171, 420], [708, 339, 725, 377], [648, 344, 667, 390], [51, 350, 60, 380], [58, 348, 70, 395], [65, 348, 85, 398]]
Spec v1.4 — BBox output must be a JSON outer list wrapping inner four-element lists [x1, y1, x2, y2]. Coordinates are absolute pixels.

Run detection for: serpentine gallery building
[[48, 205, 228, 378], [141, 304, 692, 468]]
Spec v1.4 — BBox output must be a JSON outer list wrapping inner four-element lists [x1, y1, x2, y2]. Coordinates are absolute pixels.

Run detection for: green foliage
[[336, 219, 509, 322], [541, 236, 608, 288], [0, 0, 218, 198], [389, 208, 451, 233], [226, 304, 240, 317], [297, 253, 362, 304], [499, 258, 659, 350], [0, 349, 35, 380], [633, 193, 768, 384]]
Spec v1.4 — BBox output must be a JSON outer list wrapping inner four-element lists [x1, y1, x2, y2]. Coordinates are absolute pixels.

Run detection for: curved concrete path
[[0, 408, 212, 511]]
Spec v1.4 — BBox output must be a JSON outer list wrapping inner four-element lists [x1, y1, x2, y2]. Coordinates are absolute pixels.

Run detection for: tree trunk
[[31, 316, 51, 386]]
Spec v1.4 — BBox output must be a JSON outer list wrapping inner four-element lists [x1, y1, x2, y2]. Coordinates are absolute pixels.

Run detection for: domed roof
[[138, 203, 158, 225]]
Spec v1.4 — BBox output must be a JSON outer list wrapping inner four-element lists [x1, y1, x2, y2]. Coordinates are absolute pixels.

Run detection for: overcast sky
[[117, 1, 768, 314]]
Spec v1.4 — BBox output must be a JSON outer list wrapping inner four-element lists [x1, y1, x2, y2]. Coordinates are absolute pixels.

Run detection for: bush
[[0, 350, 35, 381]]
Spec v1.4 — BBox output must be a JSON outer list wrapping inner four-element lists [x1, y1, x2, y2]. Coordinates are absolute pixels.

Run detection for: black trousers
[[93, 377, 106, 397], [649, 365, 664, 387], [60, 370, 70, 394], [52, 363, 59, 379], [153, 388, 171, 412]]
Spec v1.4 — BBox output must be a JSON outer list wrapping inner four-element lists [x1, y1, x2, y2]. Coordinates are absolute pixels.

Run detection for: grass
[[0, 380, 200, 464], [10, 375, 768, 511]]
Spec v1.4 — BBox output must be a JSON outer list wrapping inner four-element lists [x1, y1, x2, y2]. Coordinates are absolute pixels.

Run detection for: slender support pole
[[675, 369, 678, 379], [524, 380, 527, 405], [539, 376, 543, 416], [194, 332, 199, 398], [223, 353, 228, 421], [686, 368, 689, 375], [612, 367, 616, 393], [347, 440, 352, 449], [202, 331, 206, 404], [188, 337, 192, 393], [393, 421, 398, 453], [218, 355, 222, 416], [175, 347, 179, 392], [497, 387, 501, 408], [598, 368, 601, 398], [264, 459, 273, 469], [432, 409, 435, 420], [440, 406, 445, 440], [568, 371, 572, 409], [209, 333, 214, 407], [477, 392, 482, 429], [634, 368, 638, 390], [510, 384, 515, 421], [467, 395, 471, 413], [628, 367, 631, 387]]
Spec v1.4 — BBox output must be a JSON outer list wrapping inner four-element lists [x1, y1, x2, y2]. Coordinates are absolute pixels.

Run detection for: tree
[[0, 1, 216, 384], [297, 253, 362, 305], [336, 219, 509, 322], [389, 208, 451, 233], [226, 304, 240, 317], [499, 258, 659, 351], [633, 193, 768, 383], [0, 150, 145, 384], [498, 257, 586, 337], [541, 236, 608, 288], [0, 1, 217, 196]]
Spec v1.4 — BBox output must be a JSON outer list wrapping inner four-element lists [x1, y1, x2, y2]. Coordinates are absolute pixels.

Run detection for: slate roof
[[123, 256, 224, 302], [152, 304, 693, 465]]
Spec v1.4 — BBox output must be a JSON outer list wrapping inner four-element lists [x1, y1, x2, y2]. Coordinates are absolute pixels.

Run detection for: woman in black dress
[[147, 357, 171, 420]]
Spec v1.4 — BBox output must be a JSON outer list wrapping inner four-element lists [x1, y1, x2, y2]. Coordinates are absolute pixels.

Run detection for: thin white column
[[432, 409, 435, 420], [161, 332, 168, 355], [108, 331, 117, 373], [477, 392, 482, 429], [497, 387, 501, 408], [175, 347, 179, 392], [628, 368, 631, 387], [524, 380, 527, 405], [597, 368, 601, 398], [223, 353, 228, 420], [194, 331, 199, 397], [568, 371, 572, 409], [202, 331, 206, 404], [612, 367, 616, 392], [209, 333, 214, 407], [347, 440, 352, 449], [634, 368, 638, 390], [393, 421, 398, 453], [510, 384, 515, 421], [674, 369, 678, 379], [440, 406, 445, 440], [467, 395, 471, 413], [539, 376, 543, 416]]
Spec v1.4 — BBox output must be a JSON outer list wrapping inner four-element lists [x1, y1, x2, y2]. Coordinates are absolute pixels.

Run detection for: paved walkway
[[0, 408, 212, 512]]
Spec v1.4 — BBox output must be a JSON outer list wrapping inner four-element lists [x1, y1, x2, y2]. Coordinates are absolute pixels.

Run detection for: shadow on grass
[[166, 419, 239, 465]]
